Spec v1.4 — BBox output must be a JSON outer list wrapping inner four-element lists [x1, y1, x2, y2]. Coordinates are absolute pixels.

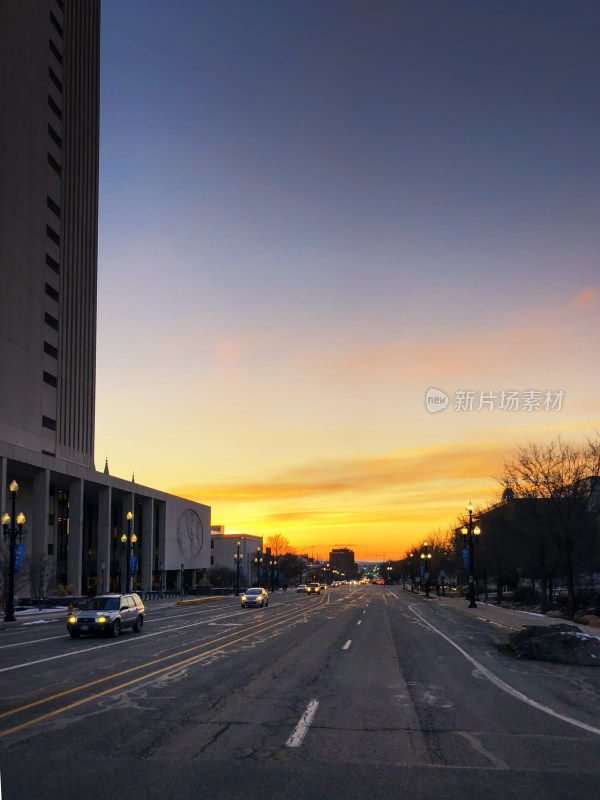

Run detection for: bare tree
[[264, 533, 294, 557], [499, 436, 600, 618], [27, 553, 56, 608]]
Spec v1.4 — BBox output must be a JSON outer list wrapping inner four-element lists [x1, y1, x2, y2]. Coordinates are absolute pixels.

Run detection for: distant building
[[329, 547, 355, 579], [210, 529, 263, 586], [0, 1, 210, 598]]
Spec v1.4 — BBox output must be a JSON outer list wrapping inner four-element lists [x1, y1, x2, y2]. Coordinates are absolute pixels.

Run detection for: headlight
[[68, 616, 76, 624], [241, 596, 247, 602], [98, 616, 106, 623]]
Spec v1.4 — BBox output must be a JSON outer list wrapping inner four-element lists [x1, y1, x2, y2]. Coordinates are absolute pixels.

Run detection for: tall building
[[0, 2, 210, 598], [0, 0, 100, 466]]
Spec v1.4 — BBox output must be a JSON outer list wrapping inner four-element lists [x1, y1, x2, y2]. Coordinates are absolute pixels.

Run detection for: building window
[[43, 370, 57, 387], [45, 312, 58, 331], [48, 65, 62, 91], [211, 540, 214, 548], [49, 11, 63, 38], [48, 38, 62, 65], [45, 282, 59, 302], [48, 95, 62, 120], [47, 195, 60, 218], [48, 513, 55, 525], [210, 556, 214, 565], [48, 124, 61, 148], [46, 253, 60, 274], [48, 543, 54, 556], [44, 341, 58, 359], [46, 224, 60, 246], [42, 415, 56, 431], [48, 153, 61, 177]]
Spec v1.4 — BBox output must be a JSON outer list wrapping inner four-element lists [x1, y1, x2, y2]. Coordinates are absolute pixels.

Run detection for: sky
[[95, 0, 600, 560]]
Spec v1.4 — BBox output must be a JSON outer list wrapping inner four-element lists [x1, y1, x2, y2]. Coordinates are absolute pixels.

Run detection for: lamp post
[[120, 511, 136, 593], [270, 557, 278, 592], [408, 552, 414, 591], [461, 502, 481, 608], [2, 481, 26, 623], [180, 563, 185, 597], [101, 561, 106, 594], [159, 562, 164, 596], [387, 563, 392, 584], [421, 542, 432, 597], [254, 548, 262, 586], [234, 541, 242, 596]]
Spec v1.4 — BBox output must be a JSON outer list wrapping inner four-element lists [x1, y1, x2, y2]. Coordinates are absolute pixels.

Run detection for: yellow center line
[[0, 596, 337, 737]]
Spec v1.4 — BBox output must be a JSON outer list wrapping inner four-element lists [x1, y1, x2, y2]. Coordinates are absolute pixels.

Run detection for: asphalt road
[[1, 586, 599, 800]]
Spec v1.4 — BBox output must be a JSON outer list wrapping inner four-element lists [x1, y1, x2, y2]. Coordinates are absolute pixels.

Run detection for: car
[[306, 582, 321, 594], [320, 584, 327, 591], [241, 587, 269, 608], [67, 593, 145, 639], [296, 584, 307, 592]]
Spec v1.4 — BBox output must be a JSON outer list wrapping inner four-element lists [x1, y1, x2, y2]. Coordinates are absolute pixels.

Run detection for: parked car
[[67, 593, 145, 639], [306, 582, 321, 594], [297, 584, 307, 592], [241, 587, 269, 608]]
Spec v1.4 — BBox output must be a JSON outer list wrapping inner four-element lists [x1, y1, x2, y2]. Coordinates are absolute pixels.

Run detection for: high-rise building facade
[[0, 2, 211, 599], [0, 0, 100, 467]]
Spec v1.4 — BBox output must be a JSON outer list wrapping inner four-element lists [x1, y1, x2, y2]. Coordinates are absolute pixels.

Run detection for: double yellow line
[[0, 593, 333, 739]]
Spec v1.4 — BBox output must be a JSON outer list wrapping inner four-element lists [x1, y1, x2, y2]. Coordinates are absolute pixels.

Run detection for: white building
[[210, 528, 264, 587]]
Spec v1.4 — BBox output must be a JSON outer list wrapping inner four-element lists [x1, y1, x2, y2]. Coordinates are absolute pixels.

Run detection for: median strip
[[176, 596, 225, 606]]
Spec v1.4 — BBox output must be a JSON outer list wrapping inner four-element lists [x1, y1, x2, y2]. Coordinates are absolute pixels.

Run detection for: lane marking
[[342, 640, 352, 650], [0, 597, 345, 732], [408, 604, 600, 737], [285, 699, 319, 747], [357, 620, 362, 626]]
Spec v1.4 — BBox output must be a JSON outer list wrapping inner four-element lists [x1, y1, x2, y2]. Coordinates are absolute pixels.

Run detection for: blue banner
[[461, 549, 470, 571], [129, 555, 138, 577], [14, 544, 26, 574]]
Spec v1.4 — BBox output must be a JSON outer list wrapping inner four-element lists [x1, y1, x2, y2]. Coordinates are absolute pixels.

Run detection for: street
[[1, 585, 599, 799]]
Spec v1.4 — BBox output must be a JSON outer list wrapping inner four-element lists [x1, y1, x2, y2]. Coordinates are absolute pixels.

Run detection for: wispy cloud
[[569, 287, 598, 309]]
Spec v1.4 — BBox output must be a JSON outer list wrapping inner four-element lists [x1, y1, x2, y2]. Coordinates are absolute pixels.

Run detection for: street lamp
[[2, 480, 26, 622], [421, 542, 432, 597], [387, 563, 392, 584], [234, 540, 242, 596], [408, 552, 414, 591], [120, 511, 136, 593], [270, 557, 277, 592], [254, 548, 262, 586], [461, 502, 481, 608]]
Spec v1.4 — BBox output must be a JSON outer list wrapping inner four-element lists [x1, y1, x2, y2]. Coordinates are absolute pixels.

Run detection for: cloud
[[569, 287, 598, 309], [173, 441, 506, 505]]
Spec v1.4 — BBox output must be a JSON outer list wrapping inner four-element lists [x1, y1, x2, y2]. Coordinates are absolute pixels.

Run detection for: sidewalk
[[404, 589, 600, 637]]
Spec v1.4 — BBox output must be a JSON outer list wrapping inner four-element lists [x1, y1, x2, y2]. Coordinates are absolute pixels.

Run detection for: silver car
[[67, 593, 145, 638], [240, 587, 269, 608]]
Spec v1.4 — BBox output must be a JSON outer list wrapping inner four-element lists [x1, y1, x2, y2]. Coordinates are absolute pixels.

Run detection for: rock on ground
[[508, 624, 600, 666]]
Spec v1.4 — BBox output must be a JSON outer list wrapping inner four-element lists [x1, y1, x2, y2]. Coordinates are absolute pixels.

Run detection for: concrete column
[[67, 477, 84, 595], [141, 496, 154, 592], [32, 469, 49, 559], [97, 485, 111, 594]]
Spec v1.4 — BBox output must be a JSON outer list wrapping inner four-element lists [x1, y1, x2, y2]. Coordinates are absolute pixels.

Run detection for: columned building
[[0, 1, 210, 599]]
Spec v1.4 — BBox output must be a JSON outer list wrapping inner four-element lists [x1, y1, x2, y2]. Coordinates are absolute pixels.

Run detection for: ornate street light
[[270, 557, 277, 592], [408, 552, 415, 591], [234, 540, 243, 596], [254, 548, 262, 586], [120, 511, 137, 593], [2, 480, 26, 622], [461, 502, 481, 608], [387, 563, 392, 583], [421, 542, 432, 597]]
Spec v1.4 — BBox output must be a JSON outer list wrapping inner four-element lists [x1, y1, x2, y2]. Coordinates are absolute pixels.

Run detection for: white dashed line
[[357, 620, 362, 625], [342, 640, 351, 650], [286, 699, 319, 747]]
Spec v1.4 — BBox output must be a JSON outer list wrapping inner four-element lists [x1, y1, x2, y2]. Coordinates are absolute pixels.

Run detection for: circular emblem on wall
[[176, 509, 204, 562]]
